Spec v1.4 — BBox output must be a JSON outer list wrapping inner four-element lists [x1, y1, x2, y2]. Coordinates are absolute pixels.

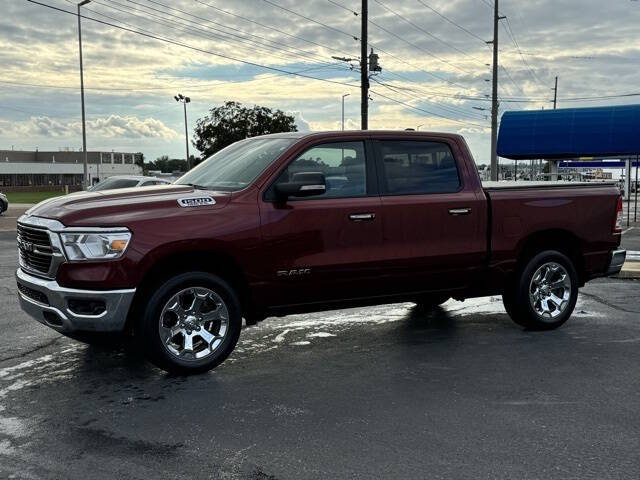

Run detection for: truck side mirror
[[275, 172, 326, 199]]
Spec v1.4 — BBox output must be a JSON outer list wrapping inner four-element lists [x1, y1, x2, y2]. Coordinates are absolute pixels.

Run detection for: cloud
[[289, 111, 311, 132], [2, 0, 640, 163], [86, 115, 179, 140], [11, 115, 178, 140]]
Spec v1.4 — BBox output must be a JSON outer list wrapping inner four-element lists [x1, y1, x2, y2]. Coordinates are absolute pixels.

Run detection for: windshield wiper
[[180, 183, 213, 190]]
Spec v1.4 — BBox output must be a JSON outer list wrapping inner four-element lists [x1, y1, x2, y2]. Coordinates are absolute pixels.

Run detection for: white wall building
[[0, 150, 143, 188]]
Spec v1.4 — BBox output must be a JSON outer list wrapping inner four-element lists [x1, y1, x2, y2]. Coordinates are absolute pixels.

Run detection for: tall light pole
[[417, 124, 425, 131], [77, 0, 91, 189], [341, 94, 350, 130], [175, 94, 191, 170]]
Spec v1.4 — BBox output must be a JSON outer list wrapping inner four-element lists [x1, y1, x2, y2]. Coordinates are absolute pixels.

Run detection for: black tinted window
[[275, 141, 367, 199], [377, 141, 460, 195]]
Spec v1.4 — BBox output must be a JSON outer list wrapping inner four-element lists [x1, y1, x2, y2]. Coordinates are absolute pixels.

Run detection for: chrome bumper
[[15, 268, 136, 333], [606, 249, 626, 276]]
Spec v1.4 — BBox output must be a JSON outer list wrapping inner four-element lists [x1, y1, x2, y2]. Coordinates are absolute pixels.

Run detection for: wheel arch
[[124, 249, 252, 333], [515, 229, 585, 284]]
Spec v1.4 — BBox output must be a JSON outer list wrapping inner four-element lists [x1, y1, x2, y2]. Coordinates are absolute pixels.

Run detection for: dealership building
[[0, 149, 143, 189]]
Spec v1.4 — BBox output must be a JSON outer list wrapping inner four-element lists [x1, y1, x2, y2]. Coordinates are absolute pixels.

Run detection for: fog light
[[68, 299, 106, 316]]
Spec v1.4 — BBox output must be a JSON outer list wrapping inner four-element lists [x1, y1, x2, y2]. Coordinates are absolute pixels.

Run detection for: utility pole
[[77, 0, 91, 189], [360, 0, 368, 130], [174, 94, 191, 169], [342, 93, 350, 130], [552, 76, 558, 109], [488, 0, 505, 181]]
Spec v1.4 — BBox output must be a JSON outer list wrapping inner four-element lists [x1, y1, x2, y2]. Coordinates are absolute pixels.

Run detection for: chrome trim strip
[[349, 213, 376, 221]]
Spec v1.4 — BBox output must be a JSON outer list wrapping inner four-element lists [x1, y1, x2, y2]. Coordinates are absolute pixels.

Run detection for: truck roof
[[260, 130, 465, 141]]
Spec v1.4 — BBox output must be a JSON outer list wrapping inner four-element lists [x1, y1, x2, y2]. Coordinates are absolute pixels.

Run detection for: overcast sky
[[1, 0, 639, 163]]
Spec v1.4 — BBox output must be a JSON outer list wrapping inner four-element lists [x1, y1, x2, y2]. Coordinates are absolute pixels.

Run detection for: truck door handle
[[349, 213, 376, 221], [448, 208, 472, 216]]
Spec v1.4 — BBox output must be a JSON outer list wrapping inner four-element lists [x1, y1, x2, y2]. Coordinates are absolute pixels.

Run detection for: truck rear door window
[[275, 141, 367, 199], [376, 141, 461, 195]]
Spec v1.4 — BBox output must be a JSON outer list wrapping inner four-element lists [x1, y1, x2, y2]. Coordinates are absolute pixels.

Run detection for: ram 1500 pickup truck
[[15, 131, 626, 373]]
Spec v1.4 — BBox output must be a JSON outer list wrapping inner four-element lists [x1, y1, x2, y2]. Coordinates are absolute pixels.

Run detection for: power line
[[26, 1, 361, 90], [368, 43, 471, 89], [0, 64, 351, 93], [92, 0, 339, 68], [372, 0, 488, 65], [370, 89, 489, 129], [194, 0, 355, 58], [261, 0, 359, 41], [368, 18, 475, 75], [136, 0, 343, 65], [502, 17, 547, 88], [415, 0, 488, 44], [326, 0, 358, 16], [370, 77, 489, 121]]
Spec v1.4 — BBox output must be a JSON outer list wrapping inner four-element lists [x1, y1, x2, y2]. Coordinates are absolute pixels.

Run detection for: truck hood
[[25, 185, 232, 227]]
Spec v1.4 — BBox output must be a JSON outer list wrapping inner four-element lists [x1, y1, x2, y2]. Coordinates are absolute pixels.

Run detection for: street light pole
[[417, 124, 425, 131], [77, 0, 91, 189], [175, 94, 192, 170], [341, 94, 350, 130]]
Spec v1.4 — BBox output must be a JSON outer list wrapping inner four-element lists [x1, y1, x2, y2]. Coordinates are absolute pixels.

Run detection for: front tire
[[138, 272, 242, 374], [503, 250, 578, 330]]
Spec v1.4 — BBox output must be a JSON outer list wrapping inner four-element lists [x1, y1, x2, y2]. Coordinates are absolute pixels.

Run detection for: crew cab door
[[373, 138, 486, 294], [258, 140, 385, 306]]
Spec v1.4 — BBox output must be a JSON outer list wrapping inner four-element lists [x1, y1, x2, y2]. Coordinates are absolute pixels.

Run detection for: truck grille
[[17, 224, 54, 276]]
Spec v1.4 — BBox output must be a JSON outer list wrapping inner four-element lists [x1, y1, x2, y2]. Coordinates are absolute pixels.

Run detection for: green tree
[[193, 101, 297, 158], [148, 155, 190, 173]]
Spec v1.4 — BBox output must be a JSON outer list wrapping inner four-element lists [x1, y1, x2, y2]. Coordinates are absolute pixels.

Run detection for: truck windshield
[[175, 137, 296, 191]]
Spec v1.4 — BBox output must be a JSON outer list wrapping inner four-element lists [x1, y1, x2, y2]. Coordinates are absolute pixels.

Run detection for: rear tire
[[503, 250, 578, 330], [137, 271, 242, 375]]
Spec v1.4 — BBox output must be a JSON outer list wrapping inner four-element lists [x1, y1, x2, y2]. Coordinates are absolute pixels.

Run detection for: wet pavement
[[1, 232, 640, 479]]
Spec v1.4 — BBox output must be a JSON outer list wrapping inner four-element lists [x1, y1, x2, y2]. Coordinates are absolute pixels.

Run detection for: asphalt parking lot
[[1, 211, 640, 479]]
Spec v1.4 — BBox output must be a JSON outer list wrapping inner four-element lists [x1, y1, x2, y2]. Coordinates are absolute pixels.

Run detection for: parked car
[[88, 175, 172, 191], [15, 131, 625, 374], [0, 192, 7, 215]]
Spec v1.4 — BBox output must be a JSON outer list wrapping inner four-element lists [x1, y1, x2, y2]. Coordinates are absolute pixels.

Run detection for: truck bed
[[481, 181, 621, 280]]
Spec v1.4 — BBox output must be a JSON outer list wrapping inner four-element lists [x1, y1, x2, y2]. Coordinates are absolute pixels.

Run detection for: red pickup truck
[[16, 131, 625, 373]]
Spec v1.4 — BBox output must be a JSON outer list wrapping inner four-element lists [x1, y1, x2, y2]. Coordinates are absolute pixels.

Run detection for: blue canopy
[[497, 104, 640, 160]]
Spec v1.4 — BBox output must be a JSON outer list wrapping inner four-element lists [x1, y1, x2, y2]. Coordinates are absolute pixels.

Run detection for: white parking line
[[0, 229, 16, 233], [622, 227, 635, 235]]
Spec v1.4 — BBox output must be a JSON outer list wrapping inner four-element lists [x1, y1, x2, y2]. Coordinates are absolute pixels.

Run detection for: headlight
[[60, 231, 131, 260]]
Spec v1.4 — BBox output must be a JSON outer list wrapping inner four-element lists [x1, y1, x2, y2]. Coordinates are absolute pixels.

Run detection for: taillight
[[614, 196, 623, 233]]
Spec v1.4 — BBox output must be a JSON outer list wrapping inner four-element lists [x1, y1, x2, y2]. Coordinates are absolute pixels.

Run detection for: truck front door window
[[276, 141, 367, 199]]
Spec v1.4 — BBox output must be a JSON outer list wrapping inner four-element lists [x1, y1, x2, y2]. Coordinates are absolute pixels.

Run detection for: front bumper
[[606, 249, 626, 276], [15, 268, 136, 333]]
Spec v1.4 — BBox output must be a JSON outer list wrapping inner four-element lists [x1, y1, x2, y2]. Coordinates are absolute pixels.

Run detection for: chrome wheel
[[529, 262, 572, 320], [159, 287, 229, 360]]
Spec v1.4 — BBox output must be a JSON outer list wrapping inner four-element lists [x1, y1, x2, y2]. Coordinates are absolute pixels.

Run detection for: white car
[[0, 192, 7, 215], [88, 175, 172, 192]]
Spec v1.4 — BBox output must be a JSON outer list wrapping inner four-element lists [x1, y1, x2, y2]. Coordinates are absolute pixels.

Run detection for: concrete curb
[[615, 260, 640, 280]]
